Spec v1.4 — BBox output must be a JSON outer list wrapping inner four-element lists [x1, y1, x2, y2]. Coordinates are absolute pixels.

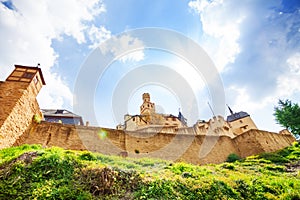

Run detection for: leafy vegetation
[[274, 99, 300, 138], [226, 153, 241, 163], [0, 143, 299, 199]]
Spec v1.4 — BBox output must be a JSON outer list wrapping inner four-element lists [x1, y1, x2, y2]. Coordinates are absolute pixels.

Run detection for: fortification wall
[[14, 122, 125, 156], [123, 132, 239, 164], [233, 129, 296, 158], [76, 126, 125, 155], [182, 135, 240, 164], [13, 122, 240, 164], [13, 122, 296, 165], [14, 122, 86, 150], [0, 81, 41, 149]]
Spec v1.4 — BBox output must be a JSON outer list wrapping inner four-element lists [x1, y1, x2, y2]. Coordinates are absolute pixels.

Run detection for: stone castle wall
[[14, 121, 296, 164], [233, 129, 296, 158]]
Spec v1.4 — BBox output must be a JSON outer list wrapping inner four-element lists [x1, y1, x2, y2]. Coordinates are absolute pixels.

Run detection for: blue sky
[[0, 0, 299, 132]]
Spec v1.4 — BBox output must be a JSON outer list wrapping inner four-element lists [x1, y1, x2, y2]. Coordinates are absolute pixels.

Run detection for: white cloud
[[37, 70, 73, 109], [276, 53, 300, 97], [99, 34, 145, 63], [162, 57, 205, 95], [189, 0, 244, 72], [88, 25, 111, 49], [287, 52, 300, 74], [0, 0, 106, 109], [189, 0, 300, 132], [225, 53, 300, 132]]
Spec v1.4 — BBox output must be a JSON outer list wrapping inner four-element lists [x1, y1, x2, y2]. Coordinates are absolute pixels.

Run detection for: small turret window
[[23, 72, 35, 79]]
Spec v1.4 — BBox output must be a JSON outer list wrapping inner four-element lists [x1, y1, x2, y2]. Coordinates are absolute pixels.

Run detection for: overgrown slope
[[0, 143, 299, 199]]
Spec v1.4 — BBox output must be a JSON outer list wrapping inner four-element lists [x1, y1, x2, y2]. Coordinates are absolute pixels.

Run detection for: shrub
[[78, 167, 141, 198], [264, 165, 285, 172], [293, 142, 299, 147], [221, 163, 235, 170], [259, 152, 288, 164], [33, 114, 42, 123], [79, 152, 97, 161], [226, 153, 241, 163]]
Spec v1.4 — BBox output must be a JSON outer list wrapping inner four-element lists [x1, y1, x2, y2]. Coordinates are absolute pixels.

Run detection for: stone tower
[[226, 106, 257, 135], [0, 65, 45, 149], [140, 93, 155, 115]]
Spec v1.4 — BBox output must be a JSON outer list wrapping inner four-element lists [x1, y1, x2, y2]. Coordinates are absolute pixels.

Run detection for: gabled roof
[[13, 65, 46, 85], [226, 111, 250, 122], [41, 109, 82, 118]]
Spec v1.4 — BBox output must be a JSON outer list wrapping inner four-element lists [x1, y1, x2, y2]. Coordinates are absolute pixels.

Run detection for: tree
[[274, 99, 300, 138]]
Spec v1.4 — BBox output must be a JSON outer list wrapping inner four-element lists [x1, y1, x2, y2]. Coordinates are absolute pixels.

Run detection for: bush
[[259, 152, 288, 164], [226, 153, 241, 163], [222, 163, 235, 170], [264, 165, 285, 172], [79, 152, 97, 161]]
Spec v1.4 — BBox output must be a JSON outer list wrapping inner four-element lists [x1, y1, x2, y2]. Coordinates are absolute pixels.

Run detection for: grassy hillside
[[0, 143, 299, 200]]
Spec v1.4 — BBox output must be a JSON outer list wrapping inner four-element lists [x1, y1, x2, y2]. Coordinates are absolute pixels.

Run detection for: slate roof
[[226, 111, 250, 122], [41, 109, 82, 118]]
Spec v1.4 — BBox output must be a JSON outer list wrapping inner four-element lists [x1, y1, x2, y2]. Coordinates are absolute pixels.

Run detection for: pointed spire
[[178, 108, 187, 124], [227, 104, 234, 115]]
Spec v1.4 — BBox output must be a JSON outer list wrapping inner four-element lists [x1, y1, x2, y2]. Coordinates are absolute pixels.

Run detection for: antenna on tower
[[207, 102, 215, 117], [226, 104, 234, 115], [36, 63, 40, 68]]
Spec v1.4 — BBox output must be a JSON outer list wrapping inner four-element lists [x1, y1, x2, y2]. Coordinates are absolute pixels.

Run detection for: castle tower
[[0, 64, 45, 149], [226, 105, 257, 135], [140, 93, 155, 115]]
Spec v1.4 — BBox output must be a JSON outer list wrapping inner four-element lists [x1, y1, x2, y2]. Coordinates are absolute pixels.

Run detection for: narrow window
[[33, 76, 38, 84], [23, 72, 34, 79]]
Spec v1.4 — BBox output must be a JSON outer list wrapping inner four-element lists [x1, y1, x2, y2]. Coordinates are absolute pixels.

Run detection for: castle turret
[[140, 93, 155, 115], [226, 105, 257, 135], [0, 64, 46, 149]]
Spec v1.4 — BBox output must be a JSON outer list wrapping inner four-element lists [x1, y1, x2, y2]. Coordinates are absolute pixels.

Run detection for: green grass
[[0, 143, 299, 199]]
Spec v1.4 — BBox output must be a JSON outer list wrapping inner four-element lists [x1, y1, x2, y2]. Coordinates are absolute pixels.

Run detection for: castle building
[[117, 93, 187, 131], [42, 109, 84, 125], [226, 106, 258, 135], [117, 93, 260, 138]]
